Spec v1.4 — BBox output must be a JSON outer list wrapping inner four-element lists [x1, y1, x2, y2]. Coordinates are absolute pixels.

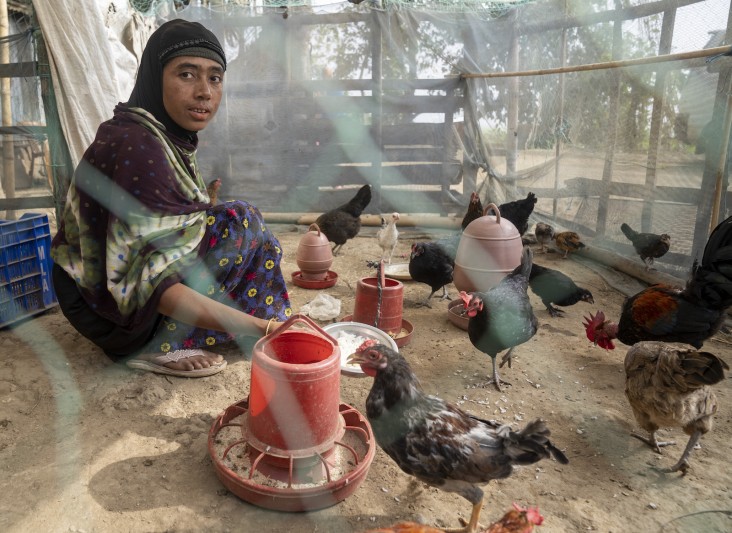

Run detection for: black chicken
[[529, 264, 594, 317], [620, 223, 671, 271], [315, 183, 372, 255], [492, 193, 537, 236], [589, 214, 732, 349], [348, 340, 568, 533], [409, 241, 454, 307], [460, 247, 538, 391]]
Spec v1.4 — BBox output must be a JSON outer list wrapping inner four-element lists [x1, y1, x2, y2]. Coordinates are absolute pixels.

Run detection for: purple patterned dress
[[150, 200, 291, 352]]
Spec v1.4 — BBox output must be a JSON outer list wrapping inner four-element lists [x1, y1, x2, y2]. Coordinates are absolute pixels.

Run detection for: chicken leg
[[443, 501, 484, 533], [486, 356, 511, 392], [499, 347, 515, 369], [666, 430, 702, 475], [416, 285, 451, 308], [631, 430, 676, 453]]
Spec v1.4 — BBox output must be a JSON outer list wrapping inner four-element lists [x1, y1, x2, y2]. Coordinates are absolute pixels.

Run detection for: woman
[[51, 19, 291, 377]]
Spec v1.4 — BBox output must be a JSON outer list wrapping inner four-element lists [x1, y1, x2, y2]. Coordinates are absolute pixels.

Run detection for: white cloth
[[31, 0, 139, 167]]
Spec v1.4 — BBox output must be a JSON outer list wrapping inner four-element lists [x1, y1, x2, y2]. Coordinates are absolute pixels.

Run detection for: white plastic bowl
[[324, 321, 399, 377]]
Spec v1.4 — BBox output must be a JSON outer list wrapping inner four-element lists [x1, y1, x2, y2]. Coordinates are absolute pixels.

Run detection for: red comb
[[459, 291, 472, 307], [356, 339, 378, 352]]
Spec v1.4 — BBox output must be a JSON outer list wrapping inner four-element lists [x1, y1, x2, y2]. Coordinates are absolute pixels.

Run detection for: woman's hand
[[158, 282, 273, 337]]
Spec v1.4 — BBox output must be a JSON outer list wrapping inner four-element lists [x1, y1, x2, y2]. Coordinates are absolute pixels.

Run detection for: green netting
[[131, 0, 537, 16]]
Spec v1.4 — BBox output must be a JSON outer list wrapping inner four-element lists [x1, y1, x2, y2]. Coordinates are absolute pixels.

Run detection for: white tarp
[[31, 0, 142, 167]]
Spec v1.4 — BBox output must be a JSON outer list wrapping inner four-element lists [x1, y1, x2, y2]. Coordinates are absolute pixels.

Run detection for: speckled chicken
[[553, 231, 585, 258], [348, 340, 567, 533], [624, 341, 728, 474], [533, 223, 554, 253], [620, 223, 670, 270], [378, 212, 400, 264]]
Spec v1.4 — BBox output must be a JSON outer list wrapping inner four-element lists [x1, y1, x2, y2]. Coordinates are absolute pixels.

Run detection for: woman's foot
[[126, 349, 226, 377]]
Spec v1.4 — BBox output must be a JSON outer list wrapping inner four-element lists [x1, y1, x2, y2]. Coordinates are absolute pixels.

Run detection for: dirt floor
[[1, 222, 731, 533]]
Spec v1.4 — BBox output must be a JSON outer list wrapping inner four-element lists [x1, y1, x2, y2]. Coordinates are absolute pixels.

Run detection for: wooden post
[[641, 7, 676, 232], [34, 25, 74, 221], [0, 0, 15, 220], [596, 1, 623, 237], [371, 10, 383, 211], [506, 8, 519, 176], [553, 0, 568, 221]]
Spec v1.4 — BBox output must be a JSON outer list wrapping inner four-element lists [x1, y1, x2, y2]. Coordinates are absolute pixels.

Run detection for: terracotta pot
[[296, 223, 333, 280], [352, 262, 404, 335], [453, 203, 523, 293]]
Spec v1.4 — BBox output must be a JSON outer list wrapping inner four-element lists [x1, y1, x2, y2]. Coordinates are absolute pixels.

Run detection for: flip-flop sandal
[[127, 349, 227, 378]]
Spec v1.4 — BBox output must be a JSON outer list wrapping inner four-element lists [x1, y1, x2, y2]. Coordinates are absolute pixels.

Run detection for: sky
[[672, 0, 730, 52]]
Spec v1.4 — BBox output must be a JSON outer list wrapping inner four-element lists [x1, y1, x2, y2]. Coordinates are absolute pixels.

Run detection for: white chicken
[[377, 212, 400, 264]]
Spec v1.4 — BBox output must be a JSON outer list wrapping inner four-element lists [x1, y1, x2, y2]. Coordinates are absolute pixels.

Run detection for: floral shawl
[[52, 104, 212, 328]]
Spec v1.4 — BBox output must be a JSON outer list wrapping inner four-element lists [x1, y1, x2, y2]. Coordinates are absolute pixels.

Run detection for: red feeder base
[[208, 398, 376, 512]]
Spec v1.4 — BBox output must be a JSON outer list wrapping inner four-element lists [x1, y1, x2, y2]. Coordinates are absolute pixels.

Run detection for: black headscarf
[[127, 19, 227, 142]]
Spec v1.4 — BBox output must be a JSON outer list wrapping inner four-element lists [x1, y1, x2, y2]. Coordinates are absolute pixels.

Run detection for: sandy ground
[[1, 223, 731, 533]]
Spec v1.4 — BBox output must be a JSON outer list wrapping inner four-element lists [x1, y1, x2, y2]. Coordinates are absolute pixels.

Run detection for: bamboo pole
[[276, 212, 462, 230], [641, 7, 675, 233], [0, 0, 15, 220], [461, 45, 731, 79], [596, 2, 623, 237], [506, 9, 519, 176], [553, 0, 568, 221]]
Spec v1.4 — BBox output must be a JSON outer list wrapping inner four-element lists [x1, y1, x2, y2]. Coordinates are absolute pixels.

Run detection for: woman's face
[[162, 56, 224, 132]]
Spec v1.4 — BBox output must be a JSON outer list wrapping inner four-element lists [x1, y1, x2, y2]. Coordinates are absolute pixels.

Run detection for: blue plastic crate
[[0, 213, 58, 328]]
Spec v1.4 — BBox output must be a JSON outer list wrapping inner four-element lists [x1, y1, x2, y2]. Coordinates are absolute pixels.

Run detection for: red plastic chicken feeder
[[208, 314, 376, 512], [348, 260, 413, 347]]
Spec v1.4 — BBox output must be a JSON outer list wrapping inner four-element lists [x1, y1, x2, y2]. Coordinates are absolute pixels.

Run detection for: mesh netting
[[132, 0, 535, 16], [12, 0, 729, 280]]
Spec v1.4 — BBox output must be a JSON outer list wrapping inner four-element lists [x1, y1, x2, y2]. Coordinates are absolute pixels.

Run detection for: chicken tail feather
[[688, 215, 732, 309], [499, 419, 569, 466]]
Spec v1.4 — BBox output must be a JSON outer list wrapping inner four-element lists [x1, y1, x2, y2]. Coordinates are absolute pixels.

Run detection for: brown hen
[[624, 341, 728, 474], [553, 231, 585, 258]]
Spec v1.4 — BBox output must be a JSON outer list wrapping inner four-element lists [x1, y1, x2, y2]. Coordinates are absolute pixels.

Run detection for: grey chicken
[[624, 341, 728, 474], [460, 247, 538, 391]]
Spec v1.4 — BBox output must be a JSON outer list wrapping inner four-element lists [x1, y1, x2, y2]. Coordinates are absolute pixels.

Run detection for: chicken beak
[[346, 353, 364, 366]]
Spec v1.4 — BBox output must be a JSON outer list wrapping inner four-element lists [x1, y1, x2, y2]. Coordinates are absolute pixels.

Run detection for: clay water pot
[[352, 262, 404, 335], [296, 223, 333, 280], [452, 203, 523, 293], [248, 314, 342, 464]]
